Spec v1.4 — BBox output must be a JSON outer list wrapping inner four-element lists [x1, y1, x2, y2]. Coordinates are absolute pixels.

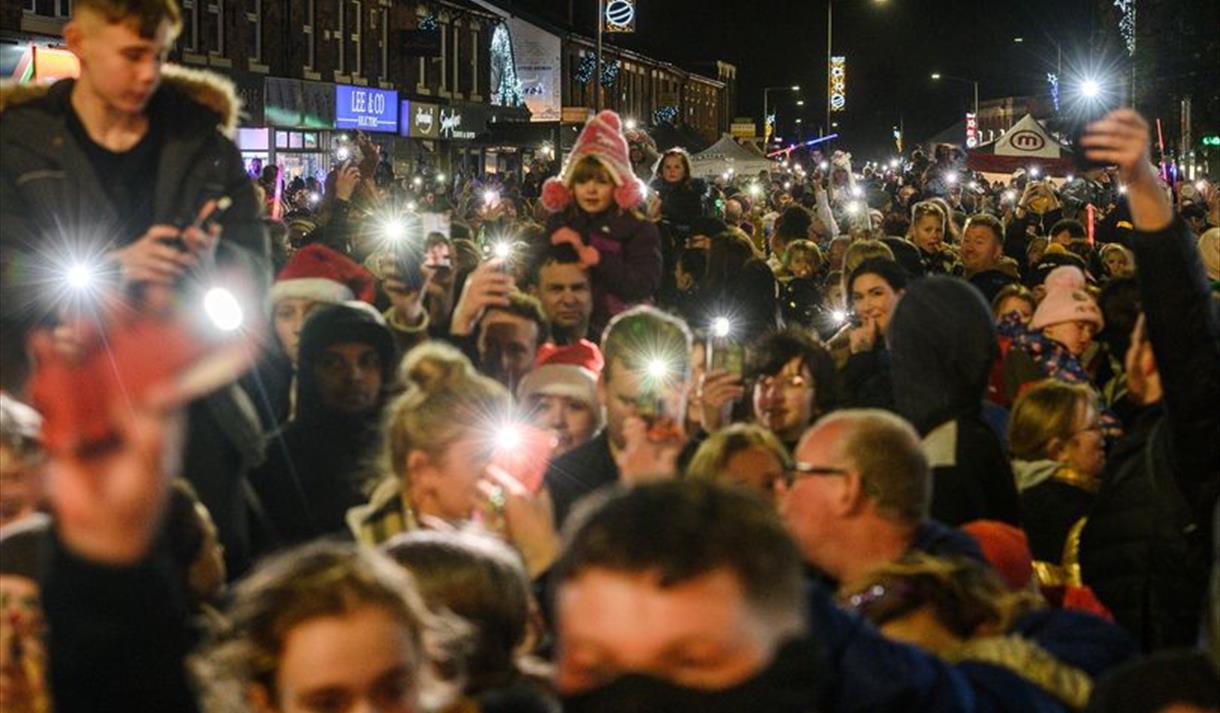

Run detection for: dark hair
[[527, 241, 584, 286], [555, 480, 806, 630], [1097, 276, 1141, 357], [1181, 203, 1208, 221], [654, 148, 693, 185], [775, 205, 814, 242], [964, 213, 1004, 245], [484, 292, 551, 346], [1049, 219, 1087, 240], [848, 257, 909, 298], [74, 0, 182, 36], [704, 230, 756, 291], [677, 247, 707, 282], [746, 329, 846, 417], [882, 213, 911, 238], [382, 531, 537, 692]]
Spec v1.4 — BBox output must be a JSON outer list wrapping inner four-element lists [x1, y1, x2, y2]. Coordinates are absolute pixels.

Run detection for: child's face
[[575, 173, 615, 214], [1043, 320, 1097, 357], [789, 254, 814, 279]]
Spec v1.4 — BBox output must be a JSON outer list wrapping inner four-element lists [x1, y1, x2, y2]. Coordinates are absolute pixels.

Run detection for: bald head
[[799, 410, 929, 523]]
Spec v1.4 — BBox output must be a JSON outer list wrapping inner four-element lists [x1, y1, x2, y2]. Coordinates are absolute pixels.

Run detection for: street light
[[930, 72, 979, 116], [762, 85, 801, 142], [1080, 79, 1101, 99]]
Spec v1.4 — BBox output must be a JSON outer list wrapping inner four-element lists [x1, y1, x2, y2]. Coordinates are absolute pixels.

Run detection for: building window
[[24, 0, 71, 16], [181, 0, 199, 52], [379, 6, 388, 81], [349, 0, 362, 77], [302, 0, 315, 69], [335, 0, 345, 75], [206, 0, 224, 57], [246, 0, 262, 64]]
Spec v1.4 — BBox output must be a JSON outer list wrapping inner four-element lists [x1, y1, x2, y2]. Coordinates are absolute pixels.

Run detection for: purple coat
[[547, 208, 662, 333]]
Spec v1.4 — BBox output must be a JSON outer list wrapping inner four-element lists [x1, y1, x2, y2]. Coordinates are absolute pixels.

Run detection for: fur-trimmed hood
[[0, 63, 240, 136]]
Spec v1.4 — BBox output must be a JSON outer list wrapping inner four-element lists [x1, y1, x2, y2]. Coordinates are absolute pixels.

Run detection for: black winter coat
[[1, 67, 271, 577], [1079, 218, 1220, 652]]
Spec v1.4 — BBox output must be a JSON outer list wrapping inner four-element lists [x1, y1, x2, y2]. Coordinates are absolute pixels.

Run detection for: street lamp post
[[595, 0, 603, 111], [931, 72, 979, 116], [762, 85, 800, 144], [827, 0, 887, 136]]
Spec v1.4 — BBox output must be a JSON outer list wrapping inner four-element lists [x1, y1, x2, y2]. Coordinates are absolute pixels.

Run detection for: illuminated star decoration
[[1047, 73, 1060, 112]]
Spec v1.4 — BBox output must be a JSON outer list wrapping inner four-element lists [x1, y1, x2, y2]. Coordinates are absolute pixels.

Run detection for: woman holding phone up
[[348, 341, 559, 578]]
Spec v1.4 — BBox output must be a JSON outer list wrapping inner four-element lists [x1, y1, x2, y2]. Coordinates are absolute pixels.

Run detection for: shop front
[[259, 78, 337, 183]]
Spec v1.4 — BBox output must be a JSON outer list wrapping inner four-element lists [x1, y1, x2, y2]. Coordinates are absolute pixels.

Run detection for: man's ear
[[837, 469, 867, 517], [64, 20, 85, 56]]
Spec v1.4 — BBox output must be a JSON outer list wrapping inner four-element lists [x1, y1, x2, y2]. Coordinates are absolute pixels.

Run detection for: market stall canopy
[[689, 136, 775, 178], [966, 113, 1075, 176]]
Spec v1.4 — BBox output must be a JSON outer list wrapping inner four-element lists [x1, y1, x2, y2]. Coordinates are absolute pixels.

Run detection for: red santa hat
[[270, 244, 376, 307], [540, 110, 646, 213], [516, 340, 605, 415]]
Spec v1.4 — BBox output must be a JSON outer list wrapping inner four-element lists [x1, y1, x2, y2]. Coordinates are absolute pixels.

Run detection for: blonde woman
[[348, 342, 559, 577], [685, 423, 792, 496], [1008, 380, 1104, 564]]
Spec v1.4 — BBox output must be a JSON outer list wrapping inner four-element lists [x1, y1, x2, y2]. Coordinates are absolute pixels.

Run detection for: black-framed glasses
[[782, 462, 849, 487]]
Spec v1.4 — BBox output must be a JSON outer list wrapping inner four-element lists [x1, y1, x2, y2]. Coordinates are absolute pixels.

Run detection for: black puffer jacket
[[1079, 217, 1220, 652], [888, 277, 1021, 526]]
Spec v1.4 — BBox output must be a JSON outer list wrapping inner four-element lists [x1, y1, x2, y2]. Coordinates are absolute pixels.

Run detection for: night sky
[[508, 0, 1100, 157]]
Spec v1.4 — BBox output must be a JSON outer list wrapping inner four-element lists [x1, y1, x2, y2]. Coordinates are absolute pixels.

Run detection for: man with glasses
[[777, 409, 982, 590]]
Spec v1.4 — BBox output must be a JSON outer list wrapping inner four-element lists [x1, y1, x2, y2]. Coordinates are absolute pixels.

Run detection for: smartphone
[[489, 424, 556, 494], [706, 338, 744, 378]]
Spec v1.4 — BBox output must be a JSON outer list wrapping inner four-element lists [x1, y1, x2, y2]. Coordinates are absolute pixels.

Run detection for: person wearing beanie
[[247, 243, 378, 432], [999, 265, 1107, 405], [517, 340, 605, 456], [250, 302, 398, 545], [541, 110, 663, 335]]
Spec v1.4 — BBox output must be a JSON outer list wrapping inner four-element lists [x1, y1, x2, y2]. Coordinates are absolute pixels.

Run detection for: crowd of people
[[1, 1, 1219, 712]]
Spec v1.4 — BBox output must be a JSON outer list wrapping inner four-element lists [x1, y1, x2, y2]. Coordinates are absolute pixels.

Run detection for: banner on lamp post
[[829, 56, 846, 113], [965, 112, 978, 148]]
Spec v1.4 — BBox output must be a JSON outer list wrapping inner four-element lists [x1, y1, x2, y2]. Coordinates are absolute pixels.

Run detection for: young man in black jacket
[[1, 0, 270, 577]]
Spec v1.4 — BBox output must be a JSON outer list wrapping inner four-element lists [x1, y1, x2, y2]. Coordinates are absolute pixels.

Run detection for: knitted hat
[[1031, 284, 1104, 331], [961, 519, 1033, 591], [540, 110, 645, 213], [1043, 265, 1087, 291], [270, 244, 376, 307], [517, 340, 604, 413]]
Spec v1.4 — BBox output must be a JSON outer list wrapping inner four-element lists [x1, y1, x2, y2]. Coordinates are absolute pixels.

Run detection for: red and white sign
[[965, 112, 978, 148]]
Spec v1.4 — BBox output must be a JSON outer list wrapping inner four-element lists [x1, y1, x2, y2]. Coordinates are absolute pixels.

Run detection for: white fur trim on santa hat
[[270, 277, 355, 307], [516, 364, 600, 412]]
